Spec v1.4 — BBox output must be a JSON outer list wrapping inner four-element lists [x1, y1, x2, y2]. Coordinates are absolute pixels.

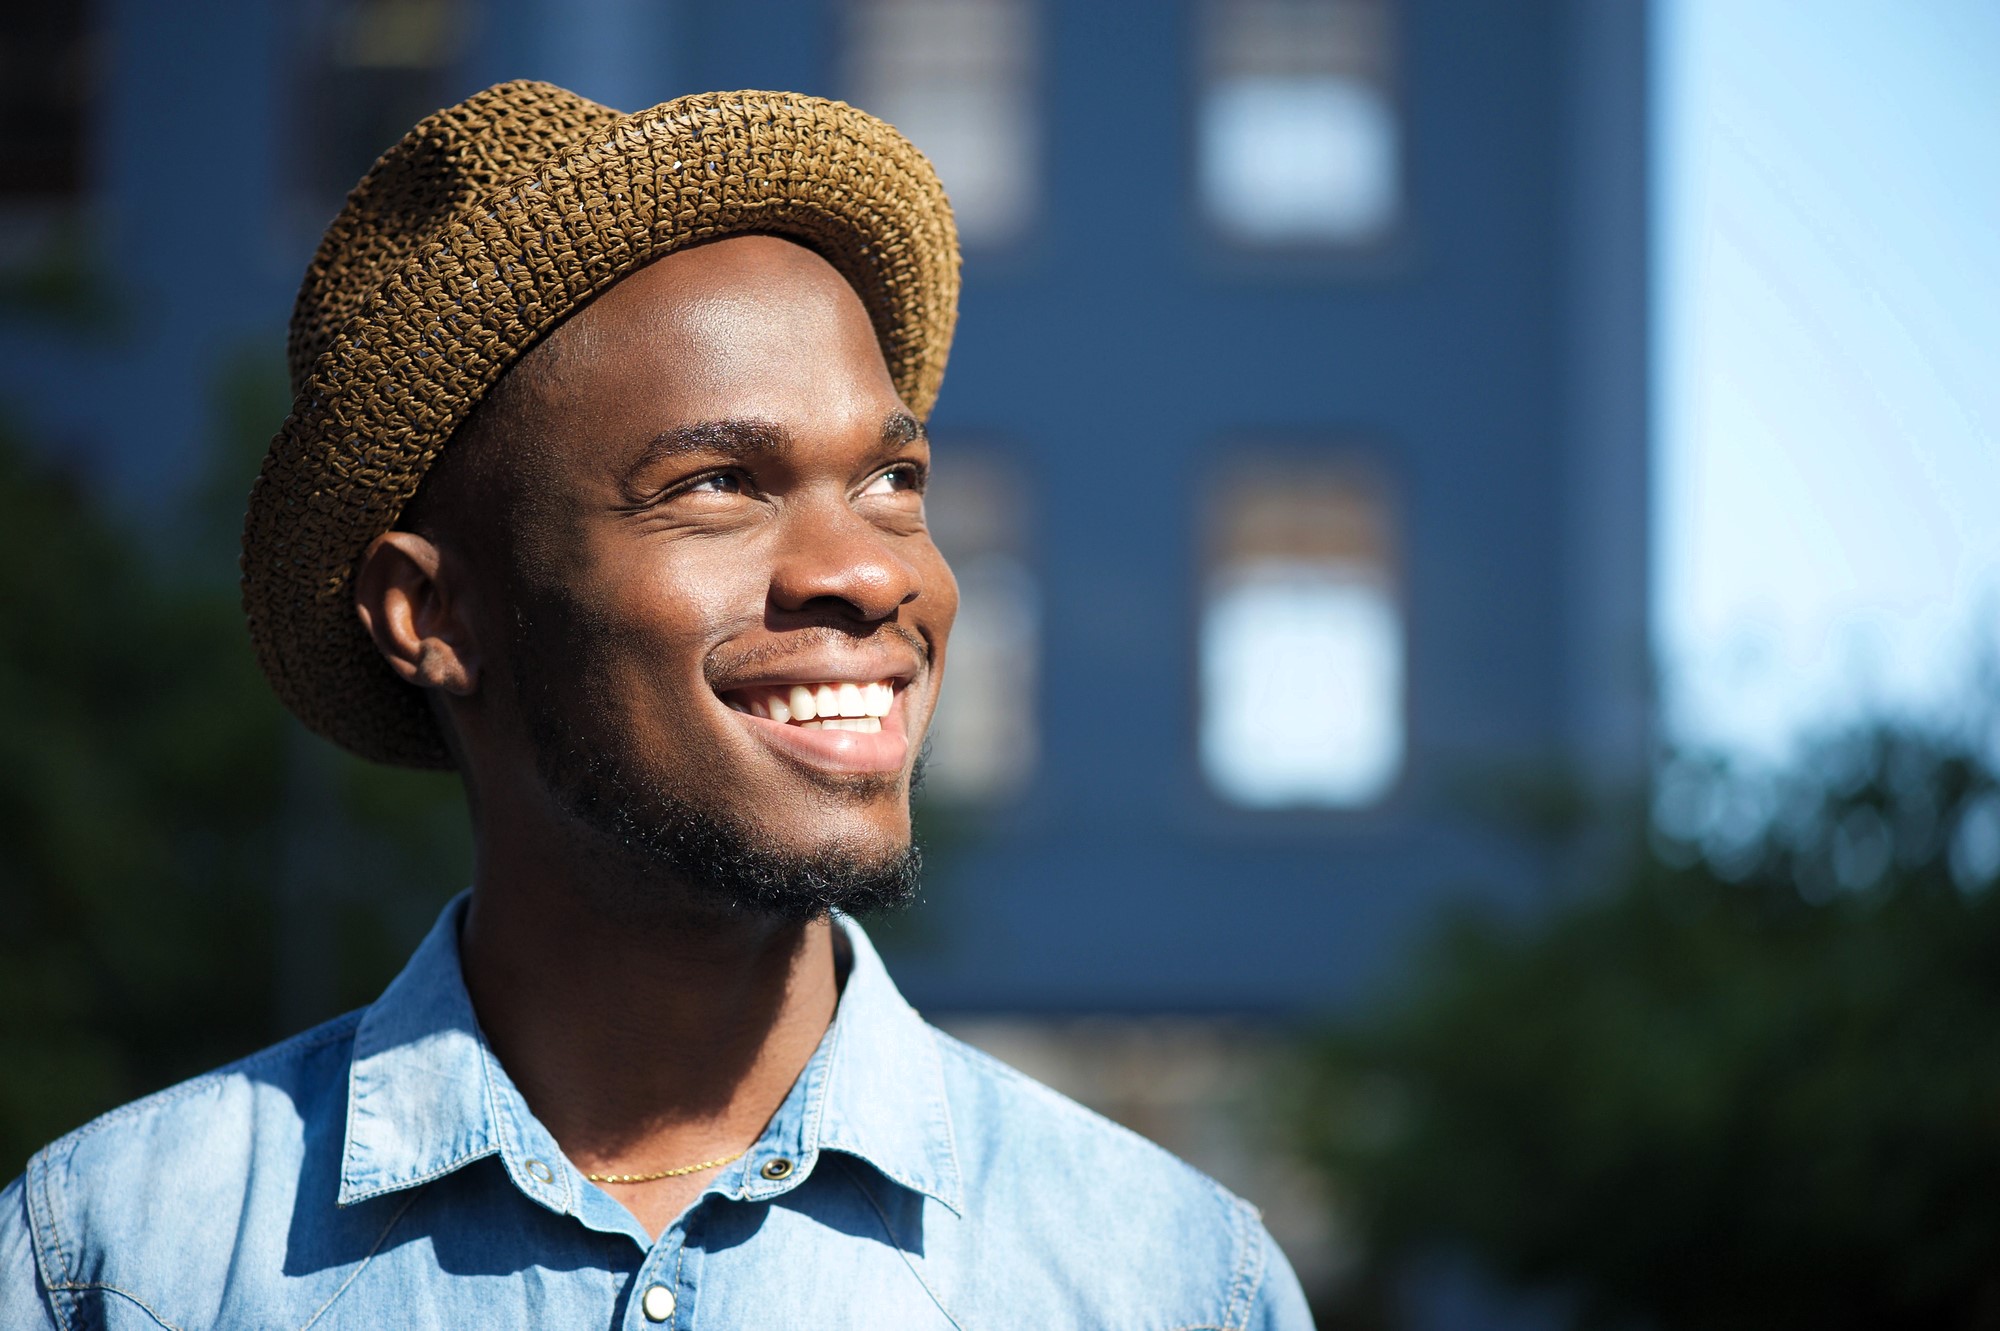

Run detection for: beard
[[532, 735, 925, 924], [507, 605, 923, 925]]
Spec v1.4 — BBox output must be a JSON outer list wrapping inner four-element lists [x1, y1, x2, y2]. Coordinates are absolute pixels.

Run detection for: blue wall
[[0, 0, 1650, 1014]]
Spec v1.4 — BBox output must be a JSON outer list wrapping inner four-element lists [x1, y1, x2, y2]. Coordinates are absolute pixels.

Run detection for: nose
[[768, 498, 923, 623]]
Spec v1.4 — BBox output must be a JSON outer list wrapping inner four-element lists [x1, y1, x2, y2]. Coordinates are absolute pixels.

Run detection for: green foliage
[[1300, 725, 2000, 1330], [0, 423, 277, 1172], [0, 360, 469, 1180], [0, 222, 125, 335]]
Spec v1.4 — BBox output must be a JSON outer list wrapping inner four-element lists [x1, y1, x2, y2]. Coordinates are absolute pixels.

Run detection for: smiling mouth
[[721, 680, 898, 733]]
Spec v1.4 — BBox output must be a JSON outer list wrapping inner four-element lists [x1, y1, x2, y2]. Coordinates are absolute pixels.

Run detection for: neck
[[458, 818, 842, 1195]]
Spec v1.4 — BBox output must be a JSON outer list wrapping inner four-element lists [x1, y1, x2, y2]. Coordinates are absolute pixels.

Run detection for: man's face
[[470, 235, 956, 914]]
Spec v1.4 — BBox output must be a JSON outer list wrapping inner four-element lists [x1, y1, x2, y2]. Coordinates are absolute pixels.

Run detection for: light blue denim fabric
[[2, 895, 1313, 1329]]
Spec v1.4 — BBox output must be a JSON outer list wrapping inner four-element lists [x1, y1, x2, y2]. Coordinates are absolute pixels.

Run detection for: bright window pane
[[923, 452, 1037, 802], [1199, 0, 1400, 245], [1200, 462, 1402, 808], [1201, 75, 1398, 242], [845, 0, 1036, 246], [1202, 563, 1402, 806]]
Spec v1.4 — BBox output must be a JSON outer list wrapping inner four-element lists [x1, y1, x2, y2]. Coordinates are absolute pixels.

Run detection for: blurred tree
[[0, 354, 468, 1180], [1299, 723, 2000, 1329], [0, 410, 284, 1173]]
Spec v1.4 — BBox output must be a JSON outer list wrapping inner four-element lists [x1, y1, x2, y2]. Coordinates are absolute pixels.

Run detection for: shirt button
[[760, 1157, 794, 1180], [641, 1284, 676, 1322]]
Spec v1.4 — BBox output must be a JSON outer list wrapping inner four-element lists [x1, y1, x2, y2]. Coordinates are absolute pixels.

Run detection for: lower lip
[[727, 696, 912, 776]]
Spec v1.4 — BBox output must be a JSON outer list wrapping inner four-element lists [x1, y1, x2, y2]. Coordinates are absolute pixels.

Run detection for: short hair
[[390, 316, 599, 763]]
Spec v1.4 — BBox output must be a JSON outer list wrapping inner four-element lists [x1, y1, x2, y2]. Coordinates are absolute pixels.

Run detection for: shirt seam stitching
[[26, 1152, 75, 1331], [296, 1185, 427, 1331], [332, 1149, 499, 1206], [924, 1023, 965, 1211], [338, 1007, 372, 1196], [482, 1040, 525, 1197], [835, 1157, 967, 1331], [44, 1281, 183, 1330], [806, 1008, 841, 1158], [1221, 1196, 1268, 1330], [343, 1004, 506, 1201]]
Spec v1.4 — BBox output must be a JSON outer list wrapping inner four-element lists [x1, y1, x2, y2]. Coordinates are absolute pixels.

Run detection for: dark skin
[[351, 235, 957, 1237]]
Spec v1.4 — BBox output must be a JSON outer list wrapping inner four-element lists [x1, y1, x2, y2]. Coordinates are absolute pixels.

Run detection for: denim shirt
[[2, 896, 1313, 1329]]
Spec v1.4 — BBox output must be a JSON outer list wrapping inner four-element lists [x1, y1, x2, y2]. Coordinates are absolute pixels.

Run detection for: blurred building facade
[[0, 0, 1650, 1015]]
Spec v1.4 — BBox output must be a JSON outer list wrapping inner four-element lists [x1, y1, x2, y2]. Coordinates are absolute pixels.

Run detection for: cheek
[[929, 551, 961, 632], [586, 542, 770, 685], [917, 546, 960, 661], [906, 547, 960, 736]]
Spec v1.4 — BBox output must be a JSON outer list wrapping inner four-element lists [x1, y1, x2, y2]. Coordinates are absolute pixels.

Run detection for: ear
[[354, 530, 481, 696]]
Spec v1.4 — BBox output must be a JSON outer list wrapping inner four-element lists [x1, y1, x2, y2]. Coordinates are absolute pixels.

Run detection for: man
[[1, 83, 1312, 1328]]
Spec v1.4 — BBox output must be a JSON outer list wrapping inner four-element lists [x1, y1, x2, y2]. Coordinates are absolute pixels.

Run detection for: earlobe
[[354, 531, 481, 696]]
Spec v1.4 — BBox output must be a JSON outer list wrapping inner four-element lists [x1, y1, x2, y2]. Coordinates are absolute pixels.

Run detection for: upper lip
[[707, 654, 923, 696]]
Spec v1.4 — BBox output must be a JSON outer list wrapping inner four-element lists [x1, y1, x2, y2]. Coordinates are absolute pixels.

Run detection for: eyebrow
[[628, 418, 790, 472], [881, 410, 927, 449], [620, 411, 929, 492]]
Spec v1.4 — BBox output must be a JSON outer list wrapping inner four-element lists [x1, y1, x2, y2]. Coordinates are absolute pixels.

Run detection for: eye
[[861, 464, 925, 497], [680, 470, 746, 496]]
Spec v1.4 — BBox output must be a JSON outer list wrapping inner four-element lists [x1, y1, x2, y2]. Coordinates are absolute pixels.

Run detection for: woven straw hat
[[242, 81, 960, 769]]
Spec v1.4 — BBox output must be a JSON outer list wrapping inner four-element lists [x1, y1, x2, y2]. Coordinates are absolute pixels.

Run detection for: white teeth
[[733, 680, 896, 727]]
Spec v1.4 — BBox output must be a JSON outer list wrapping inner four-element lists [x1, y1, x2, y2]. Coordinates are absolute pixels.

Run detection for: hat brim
[[242, 87, 960, 769]]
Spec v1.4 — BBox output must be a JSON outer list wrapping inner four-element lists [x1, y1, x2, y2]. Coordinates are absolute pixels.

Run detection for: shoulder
[[934, 1026, 1243, 1212], [929, 1028, 1305, 1329], [31, 1010, 361, 1197], [16, 1013, 363, 1324]]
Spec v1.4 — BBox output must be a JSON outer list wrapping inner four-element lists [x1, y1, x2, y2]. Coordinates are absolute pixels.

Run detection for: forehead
[[530, 234, 902, 438]]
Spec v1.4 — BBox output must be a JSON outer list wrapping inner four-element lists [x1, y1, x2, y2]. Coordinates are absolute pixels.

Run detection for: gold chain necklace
[[584, 1149, 748, 1185]]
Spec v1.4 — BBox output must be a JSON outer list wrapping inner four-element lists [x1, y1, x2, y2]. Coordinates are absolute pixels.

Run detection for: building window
[[923, 451, 1037, 803], [844, 0, 1037, 246], [1198, 0, 1400, 246], [290, 0, 473, 230], [1200, 456, 1402, 808]]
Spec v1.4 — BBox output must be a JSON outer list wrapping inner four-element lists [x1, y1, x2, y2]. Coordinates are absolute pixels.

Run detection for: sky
[[1654, 0, 2000, 761]]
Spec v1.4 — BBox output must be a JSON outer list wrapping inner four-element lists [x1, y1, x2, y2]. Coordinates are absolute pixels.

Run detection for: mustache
[[702, 621, 930, 687]]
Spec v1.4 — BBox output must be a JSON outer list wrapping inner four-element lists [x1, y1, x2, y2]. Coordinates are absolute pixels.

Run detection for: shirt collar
[[336, 893, 574, 1214], [752, 910, 963, 1214], [336, 894, 961, 1217]]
